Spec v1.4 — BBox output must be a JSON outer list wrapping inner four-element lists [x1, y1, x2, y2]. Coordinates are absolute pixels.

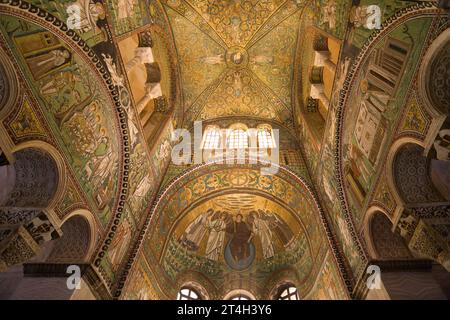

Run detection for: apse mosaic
[[131, 164, 337, 298], [169, 194, 306, 272]]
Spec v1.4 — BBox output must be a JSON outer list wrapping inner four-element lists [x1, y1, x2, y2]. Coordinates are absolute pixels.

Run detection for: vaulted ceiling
[[162, 0, 306, 128]]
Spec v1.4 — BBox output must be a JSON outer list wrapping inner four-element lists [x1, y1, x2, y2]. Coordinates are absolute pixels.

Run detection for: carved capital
[[0, 212, 59, 269], [398, 213, 450, 272], [0, 226, 40, 269]]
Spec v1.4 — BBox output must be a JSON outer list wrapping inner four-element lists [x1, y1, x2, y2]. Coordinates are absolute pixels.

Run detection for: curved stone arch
[[0, 2, 131, 290], [418, 27, 450, 118], [0, 47, 19, 121], [223, 289, 257, 300], [385, 137, 424, 216], [11, 140, 67, 213], [365, 210, 413, 261], [362, 206, 392, 259], [385, 137, 446, 225], [59, 209, 97, 262], [41, 214, 93, 264], [417, 27, 450, 153], [148, 0, 184, 126], [334, 3, 441, 281]]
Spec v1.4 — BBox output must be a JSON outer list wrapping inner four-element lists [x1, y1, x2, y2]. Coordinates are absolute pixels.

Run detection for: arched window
[[277, 286, 299, 300], [224, 289, 256, 300], [177, 287, 200, 300], [231, 294, 251, 300], [257, 125, 275, 149], [227, 128, 248, 149], [202, 126, 222, 149]]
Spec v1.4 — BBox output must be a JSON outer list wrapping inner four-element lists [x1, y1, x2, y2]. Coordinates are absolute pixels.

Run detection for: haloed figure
[[227, 213, 253, 262]]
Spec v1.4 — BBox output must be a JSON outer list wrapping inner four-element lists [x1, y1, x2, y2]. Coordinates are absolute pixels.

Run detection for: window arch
[[177, 286, 201, 300], [223, 289, 256, 300], [227, 124, 249, 149], [230, 293, 252, 300], [277, 285, 299, 300], [202, 126, 222, 150], [201, 123, 277, 151]]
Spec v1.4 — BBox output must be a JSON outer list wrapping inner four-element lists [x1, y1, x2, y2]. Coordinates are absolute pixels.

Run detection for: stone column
[[125, 47, 155, 73], [136, 82, 163, 114], [0, 212, 60, 272], [397, 205, 450, 272]]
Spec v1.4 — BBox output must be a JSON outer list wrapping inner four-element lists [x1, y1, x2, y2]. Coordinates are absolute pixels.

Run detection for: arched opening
[[369, 212, 412, 260], [393, 143, 445, 204], [224, 289, 256, 300], [0, 148, 60, 271], [0, 214, 95, 300], [176, 286, 201, 300], [276, 284, 299, 300], [0, 148, 59, 209], [34, 215, 92, 264]]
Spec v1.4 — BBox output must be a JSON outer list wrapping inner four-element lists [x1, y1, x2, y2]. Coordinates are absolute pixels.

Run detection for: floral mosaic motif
[[399, 92, 430, 137], [163, 0, 303, 127], [6, 99, 47, 140]]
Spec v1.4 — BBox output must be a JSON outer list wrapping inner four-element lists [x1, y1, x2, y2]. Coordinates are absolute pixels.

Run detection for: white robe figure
[[253, 215, 274, 259], [205, 217, 227, 261], [183, 212, 210, 250]]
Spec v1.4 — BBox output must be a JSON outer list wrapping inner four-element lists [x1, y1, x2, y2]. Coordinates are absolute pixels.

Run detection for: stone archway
[[0, 148, 60, 271], [0, 214, 96, 300], [369, 212, 412, 260]]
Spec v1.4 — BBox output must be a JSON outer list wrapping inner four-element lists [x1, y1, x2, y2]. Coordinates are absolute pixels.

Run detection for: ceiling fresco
[[163, 0, 306, 127]]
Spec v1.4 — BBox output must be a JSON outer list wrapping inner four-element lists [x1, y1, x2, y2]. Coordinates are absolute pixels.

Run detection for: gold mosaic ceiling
[[162, 0, 306, 127]]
